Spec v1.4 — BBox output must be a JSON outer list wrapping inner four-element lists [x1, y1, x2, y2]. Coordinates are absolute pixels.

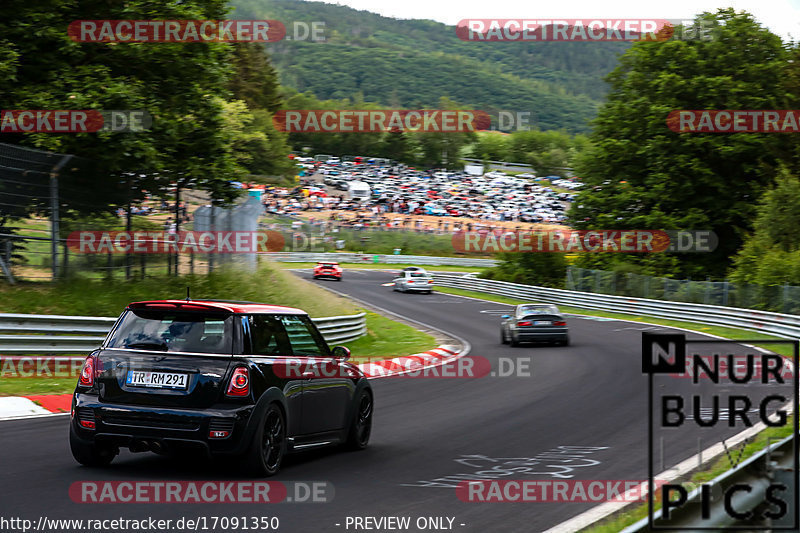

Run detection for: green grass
[[0, 264, 439, 396], [0, 377, 79, 397], [433, 285, 797, 531], [0, 263, 355, 317], [345, 311, 436, 364], [13, 215, 167, 278]]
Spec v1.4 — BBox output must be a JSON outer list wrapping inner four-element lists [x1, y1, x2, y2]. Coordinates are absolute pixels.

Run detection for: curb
[[357, 345, 461, 378], [0, 394, 72, 420]]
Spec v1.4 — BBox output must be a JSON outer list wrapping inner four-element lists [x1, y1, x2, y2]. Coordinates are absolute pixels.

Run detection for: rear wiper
[[125, 341, 168, 351]]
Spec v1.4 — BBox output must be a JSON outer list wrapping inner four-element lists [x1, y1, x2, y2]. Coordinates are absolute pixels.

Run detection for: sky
[[316, 0, 800, 41]]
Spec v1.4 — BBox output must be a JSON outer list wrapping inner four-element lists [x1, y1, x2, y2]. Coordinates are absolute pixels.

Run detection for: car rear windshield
[[410, 272, 427, 277], [519, 305, 559, 315], [106, 309, 234, 354]]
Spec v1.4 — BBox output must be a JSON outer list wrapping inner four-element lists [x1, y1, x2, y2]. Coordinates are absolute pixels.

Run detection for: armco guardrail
[[262, 252, 498, 267], [0, 311, 366, 354], [310, 312, 366, 344], [620, 435, 796, 531], [433, 274, 800, 339]]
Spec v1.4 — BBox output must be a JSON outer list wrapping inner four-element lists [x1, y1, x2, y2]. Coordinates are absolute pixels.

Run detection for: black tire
[[510, 335, 520, 347], [313, 275, 319, 279], [345, 390, 373, 450], [562, 336, 570, 346], [70, 427, 117, 467], [244, 404, 286, 477], [501, 328, 509, 345]]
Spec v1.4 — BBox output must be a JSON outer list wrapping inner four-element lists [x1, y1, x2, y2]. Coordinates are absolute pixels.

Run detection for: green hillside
[[230, 0, 631, 133]]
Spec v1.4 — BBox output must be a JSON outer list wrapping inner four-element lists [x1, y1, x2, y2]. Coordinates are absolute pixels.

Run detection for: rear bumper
[[514, 329, 569, 342], [71, 393, 256, 456], [403, 285, 433, 291], [314, 272, 341, 279]]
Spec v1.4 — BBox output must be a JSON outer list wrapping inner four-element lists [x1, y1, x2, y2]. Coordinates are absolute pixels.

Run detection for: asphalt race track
[[0, 268, 793, 533]]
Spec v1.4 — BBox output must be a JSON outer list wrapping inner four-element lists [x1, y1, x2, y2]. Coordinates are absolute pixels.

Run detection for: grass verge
[[0, 377, 79, 398], [434, 285, 797, 531], [0, 264, 355, 317], [345, 311, 437, 364]]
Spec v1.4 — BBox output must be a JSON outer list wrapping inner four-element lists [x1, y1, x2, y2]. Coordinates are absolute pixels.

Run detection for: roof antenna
[[186, 286, 191, 301]]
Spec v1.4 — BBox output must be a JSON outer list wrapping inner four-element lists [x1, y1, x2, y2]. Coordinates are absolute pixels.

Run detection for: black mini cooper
[[70, 299, 373, 476]]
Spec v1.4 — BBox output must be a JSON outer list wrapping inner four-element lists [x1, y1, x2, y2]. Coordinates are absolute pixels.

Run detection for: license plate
[[126, 371, 188, 389], [533, 321, 552, 326]]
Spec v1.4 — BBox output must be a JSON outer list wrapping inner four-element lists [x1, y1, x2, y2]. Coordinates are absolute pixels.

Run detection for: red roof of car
[[128, 300, 307, 315]]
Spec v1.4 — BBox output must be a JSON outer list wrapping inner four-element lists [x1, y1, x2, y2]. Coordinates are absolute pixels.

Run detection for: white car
[[392, 269, 434, 294]]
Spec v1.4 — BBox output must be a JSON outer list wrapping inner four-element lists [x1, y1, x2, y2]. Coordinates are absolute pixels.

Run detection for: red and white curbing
[[0, 345, 463, 420], [0, 394, 72, 419], [357, 345, 461, 378]]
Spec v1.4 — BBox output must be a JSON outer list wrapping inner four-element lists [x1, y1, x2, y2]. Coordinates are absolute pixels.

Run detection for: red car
[[313, 261, 342, 281]]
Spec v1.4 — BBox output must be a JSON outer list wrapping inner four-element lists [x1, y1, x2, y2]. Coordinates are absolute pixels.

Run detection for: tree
[[481, 252, 567, 288], [0, 0, 244, 208], [220, 100, 295, 179], [730, 169, 800, 285], [379, 129, 411, 162], [229, 43, 283, 113], [411, 97, 477, 168], [470, 132, 510, 162], [568, 9, 794, 278]]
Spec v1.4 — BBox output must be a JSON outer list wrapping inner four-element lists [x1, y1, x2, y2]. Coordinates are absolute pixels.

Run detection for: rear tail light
[[428, 280, 434, 284], [226, 367, 250, 397], [407, 280, 414, 283], [79, 356, 94, 387], [554, 321, 567, 326], [517, 321, 532, 326]]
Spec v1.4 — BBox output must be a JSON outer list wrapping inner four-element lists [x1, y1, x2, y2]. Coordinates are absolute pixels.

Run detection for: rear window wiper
[[125, 341, 168, 351]]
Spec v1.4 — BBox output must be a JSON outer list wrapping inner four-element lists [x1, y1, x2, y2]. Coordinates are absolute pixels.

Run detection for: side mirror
[[501, 315, 511, 319], [332, 346, 351, 361]]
